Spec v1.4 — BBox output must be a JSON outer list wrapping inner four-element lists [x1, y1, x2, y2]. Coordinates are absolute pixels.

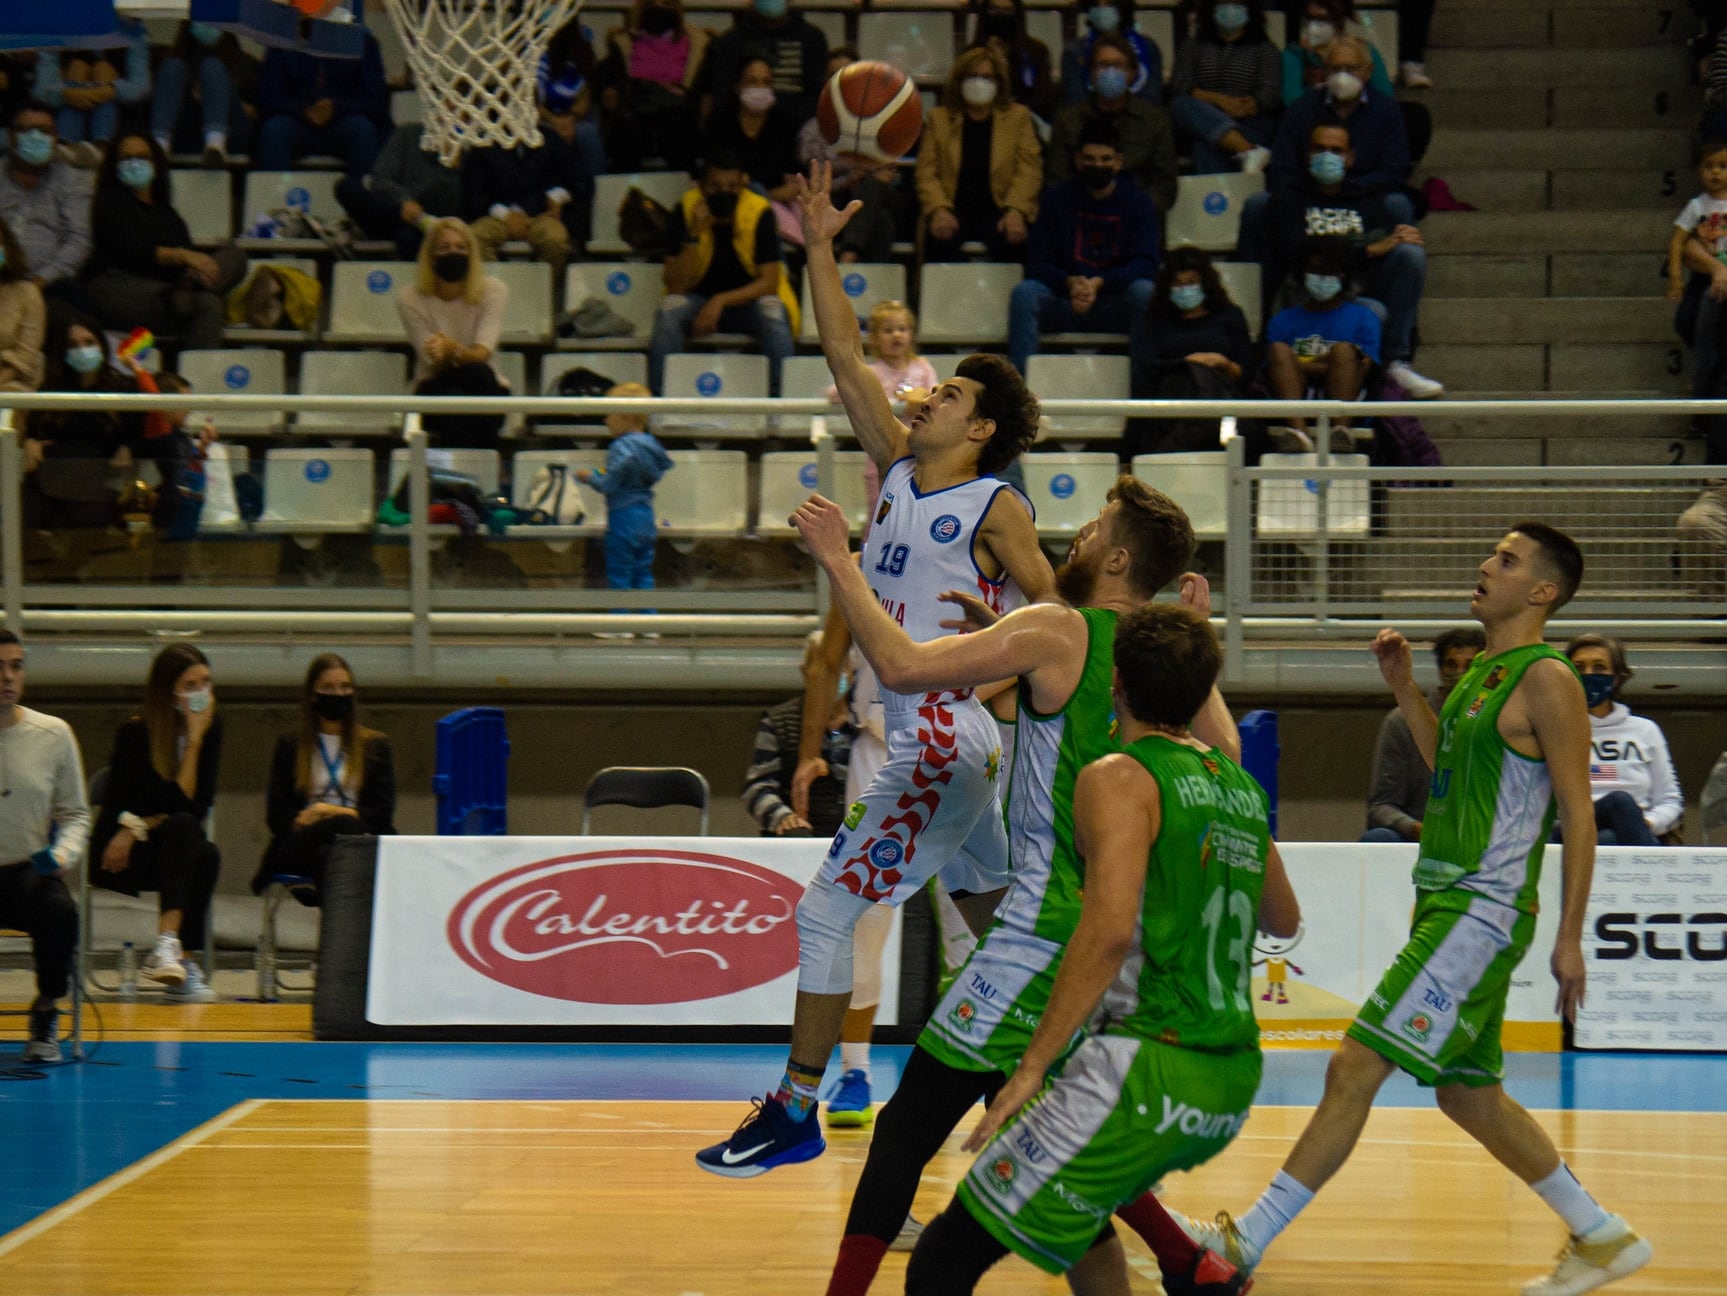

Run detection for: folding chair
[[324, 261, 416, 344], [656, 451, 749, 535], [0, 870, 83, 1062], [656, 354, 770, 438], [582, 767, 710, 835], [562, 262, 664, 348], [917, 262, 1022, 346], [1025, 354, 1132, 438], [486, 261, 555, 345], [798, 263, 908, 344], [1255, 452, 1371, 538], [757, 450, 873, 535], [295, 351, 408, 440], [172, 169, 234, 245], [259, 448, 378, 534], [1132, 452, 1229, 541], [178, 348, 288, 437], [1165, 173, 1264, 254], [253, 871, 319, 1002], [1018, 453, 1123, 537]]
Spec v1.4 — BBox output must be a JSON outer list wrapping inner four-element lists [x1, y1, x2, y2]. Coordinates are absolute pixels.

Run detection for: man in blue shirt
[[1263, 236, 1380, 452], [1008, 119, 1160, 378]]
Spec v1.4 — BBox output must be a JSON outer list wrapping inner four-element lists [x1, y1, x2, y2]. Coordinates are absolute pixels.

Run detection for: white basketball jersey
[[865, 456, 1032, 723]]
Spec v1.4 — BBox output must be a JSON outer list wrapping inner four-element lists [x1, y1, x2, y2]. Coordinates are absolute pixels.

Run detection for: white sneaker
[[1238, 146, 1271, 176], [141, 934, 186, 986], [163, 960, 217, 1004], [1174, 1210, 1263, 1274], [1401, 61, 1433, 88], [888, 1214, 924, 1253], [1268, 425, 1315, 453], [1387, 360, 1445, 399], [1520, 1216, 1652, 1296]]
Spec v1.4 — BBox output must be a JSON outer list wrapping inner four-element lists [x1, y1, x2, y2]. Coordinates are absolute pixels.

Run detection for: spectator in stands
[[1061, 0, 1163, 105], [1166, 0, 1281, 174], [83, 134, 246, 354], [0, 216, 45, 393], [745, 632, 853, 836], [397, 218, 510, 449], [255, 652, 395, 904], [541, 15, 607, 179], [1671, 139, 1727, 436], [649, 151, 797, 392], [1263, 235, 1380, 450], [1706, 28, 1727, 138], [336, 120, 462, 261], [0, 630, 87, 1064], [701, 53, 801, 202], [254, 27, 390, 177], [90, 642, 223, 1004], [576, 381, 672, 602], [1360, 625, 1483, 843], [1009, 119, 1159, 376], [797, 48, 910, 264], [1264, 122, 1441, 398], [596, 0, 710, 173], [1676, 481, 1727, 600], [22, 309, 143, 532], [1396, 0, 1436, 87], [150, 20, 259, 166], [0, 102, 94, 298], [1268, 37, 1410, 210], [1046, 34, 1177, 212], [1564, 635, 1685, 846], [1127, 246, 1253, 456], [915, 45, 1042, 263], [698, 0, 828, 124], [1283, 0, 1394, 106], [968, 0, 1057, 122], [463, 86, 594, 277], [34, 20, 151, 168]]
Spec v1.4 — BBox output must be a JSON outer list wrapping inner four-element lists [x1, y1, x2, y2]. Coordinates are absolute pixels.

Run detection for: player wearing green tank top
[[900, 602, 1300, 1292], [1185, 524, 1653, 1296]]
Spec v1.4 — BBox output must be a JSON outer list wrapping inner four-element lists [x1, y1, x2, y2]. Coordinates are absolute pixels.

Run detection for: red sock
[[825, 1233, 890, 1296], [1117, 1192, 1199, 1276]]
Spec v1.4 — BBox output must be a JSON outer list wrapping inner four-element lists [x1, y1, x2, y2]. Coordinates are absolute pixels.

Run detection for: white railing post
[[0, 412, 20, 632], [405, 415, 432, 676], [1313, 410, 1332, 622], [811, 413, 834, 619], [1224, 435, 1249, 681]]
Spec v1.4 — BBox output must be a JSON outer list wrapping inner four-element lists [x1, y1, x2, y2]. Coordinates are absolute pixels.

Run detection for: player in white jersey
[[697, 160, 1054, 1178]]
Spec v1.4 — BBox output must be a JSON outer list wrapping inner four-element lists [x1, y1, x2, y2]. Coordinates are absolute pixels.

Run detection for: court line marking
[[0, 1099, 264, 1260]]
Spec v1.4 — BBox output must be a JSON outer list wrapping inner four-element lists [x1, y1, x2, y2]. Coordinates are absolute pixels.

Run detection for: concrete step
[[1424, 129, 1690, 173], [1412, 88, 1550, 130], [1551, 252, 1670, 297], [1423, 210, 1670, 254], [1428, 435, 1543, 466], [1431, 171, 1550, 213], [1428, 8, 1548, 47], [1420, 297, 1673, 345], [1426, 254, 1547, 299], [1383, 485, 1698, 532], [1554, 6, 1696, 48], [1554, 85, 1703, 128], [1425, 252, 1676, 300], [1419, 399, 1690, 441], [1551, 342, 1688, 392], [1419, 344, 1545, 390], [1427, 169, 1677, 213], [1423, 46, 1690, 90], [1545, 436, 1710, 466]]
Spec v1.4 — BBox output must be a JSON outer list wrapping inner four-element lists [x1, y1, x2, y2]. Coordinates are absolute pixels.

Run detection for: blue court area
[[3, 1042, 1724, 1237]]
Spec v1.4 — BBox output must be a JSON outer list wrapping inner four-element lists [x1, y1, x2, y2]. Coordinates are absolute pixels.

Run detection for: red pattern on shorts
[[834, 696, 960, 902]]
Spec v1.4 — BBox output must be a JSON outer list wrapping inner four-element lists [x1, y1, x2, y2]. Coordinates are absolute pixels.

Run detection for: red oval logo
[[446, 850, 803, 1004]]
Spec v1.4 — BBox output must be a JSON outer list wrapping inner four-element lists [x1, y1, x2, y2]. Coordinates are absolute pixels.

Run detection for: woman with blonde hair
[[395, 216, 511, 447], [255, 653, 396, 902], [914, 43, 1042, 263]]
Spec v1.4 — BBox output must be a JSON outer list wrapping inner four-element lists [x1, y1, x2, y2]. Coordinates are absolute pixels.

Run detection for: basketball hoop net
[[379, 0, 584, 165]]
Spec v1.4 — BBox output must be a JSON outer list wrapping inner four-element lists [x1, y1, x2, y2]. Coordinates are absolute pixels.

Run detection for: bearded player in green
[[1182, 523, 1653, 1296]]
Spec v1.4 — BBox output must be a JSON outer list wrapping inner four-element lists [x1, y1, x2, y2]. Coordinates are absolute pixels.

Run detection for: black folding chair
[[581, 767, 710, 835]]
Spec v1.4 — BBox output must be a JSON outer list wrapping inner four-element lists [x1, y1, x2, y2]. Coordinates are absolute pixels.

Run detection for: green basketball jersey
[[1098, 735, 1272, 1052], [1415, 643, 1573, 915]]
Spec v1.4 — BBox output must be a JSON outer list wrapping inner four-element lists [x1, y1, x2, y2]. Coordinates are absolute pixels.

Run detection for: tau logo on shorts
[[869, 837, 903, 868], [1422, 987, 1453, 1014], [1402, 1011, 1434, 1043], [1013, 1127, 1048, 1166], [929, 514, 963, 543], [986, 1156, 1017, 1193], [949, 998, 977, 1031]]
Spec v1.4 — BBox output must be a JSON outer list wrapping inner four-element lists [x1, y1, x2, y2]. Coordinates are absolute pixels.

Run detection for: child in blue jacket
[[577, 381, 673, 591]]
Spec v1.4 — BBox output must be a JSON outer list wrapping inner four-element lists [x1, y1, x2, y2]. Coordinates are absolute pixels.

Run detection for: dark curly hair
[[956, 352, 1040, 475], [1153, 246, 1234, 317]]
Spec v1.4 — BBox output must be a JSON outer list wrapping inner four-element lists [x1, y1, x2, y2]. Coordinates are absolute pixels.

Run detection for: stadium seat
[[1026, 354, 1131, 437], [656, 354, 769, 437], [917, 262, 1021, 345], [1360, 8, 1399, 78], [1136, 10, 1175, 69], [172, 169, 234, 245], [1026, 9, 1063, 70], [1019, 453, 1123, 536], [656, 450, 749, 534], [259, 448, 377, 533], [562, 262, 663, 348], [1214, 260, 1263, 338], [588, 171, 690, 256], [493, 350, 528, 436], [1254, 452, 1371, 538], [1165, 172, 1264, 253], [509, 448, 607, 534], [296, 350, 408, 440], [858, 11, 956, 81], [178, 348, 287, 436], [485, 261, 555, 344], [757, 449, 873, 535], [778, 354, 842, 436], [798, 263, 908, 343], [1132, 451, 1229, 540], [390, 88, 423, 125], [326, 261, 415, 344], [225, 256, 322, 344], [923, 353, 970, 381], [388, 448, 502, 498], [1264, 9, 1287, 45], [241, 170, 343, 231], [582, 766, 710, 835]]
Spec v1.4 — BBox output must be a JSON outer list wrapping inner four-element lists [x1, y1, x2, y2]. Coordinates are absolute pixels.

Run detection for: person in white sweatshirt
[[1565, 634, 1684, 846]]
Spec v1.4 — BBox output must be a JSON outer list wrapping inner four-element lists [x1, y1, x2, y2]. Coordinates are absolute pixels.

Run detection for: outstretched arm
[[977, 490, 1056, 604], [1371, 628, 1439, 769], [795, 161, 908, 471]]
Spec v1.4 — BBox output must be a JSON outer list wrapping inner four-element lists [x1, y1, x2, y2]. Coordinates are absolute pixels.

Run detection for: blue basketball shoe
[[695, 1095, 826, 1178], [825, 1068, 874, 1128]]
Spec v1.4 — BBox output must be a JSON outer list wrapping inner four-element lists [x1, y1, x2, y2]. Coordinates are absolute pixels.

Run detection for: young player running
[[902, 602, 1300, 1292], [1182, 524, 1653, 1296]]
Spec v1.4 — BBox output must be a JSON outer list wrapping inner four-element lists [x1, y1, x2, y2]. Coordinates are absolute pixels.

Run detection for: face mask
[[12, 129, 54, 167], [1214, 3, 1249, 31], [739, 85, 776, 112], [1327, 70, 1364, 100], [65, 344, 103, 375], [1088, 5, 1120, 32], [433, 252, 470, 283], [189, 22, 222, 45], [314, 692, 355, 722], [1170, 283, 1206, 311], [179, 687, 211, 715], [117, 157, 155, 191], [1302, 19, 1336, 46], [1308, 150, 1346, 185], [961, 76, 998, 107], [1580, 673, 1616, 708], [1079, 164, 1115, 192], [1092, 66, 1130, 99], [1305, 273, 1343, 302], [705, 189, 739, 220], [753, 0, 787, 19]]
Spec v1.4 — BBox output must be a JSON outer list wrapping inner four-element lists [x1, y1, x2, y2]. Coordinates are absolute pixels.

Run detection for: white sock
[[1529, 1163, 1611, 1237], [1237, 1170, 1316, 1255], [840, 1041, 870, 1075]]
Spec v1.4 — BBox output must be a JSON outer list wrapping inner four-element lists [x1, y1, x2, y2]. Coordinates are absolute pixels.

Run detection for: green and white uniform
[[958, 735, 1272, 1273], [919, 608, 1120, 1075], [1350, 643, 1572, 1087]]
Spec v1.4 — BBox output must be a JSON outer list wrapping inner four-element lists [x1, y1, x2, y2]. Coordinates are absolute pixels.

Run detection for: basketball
[[817, 61, 924, 163]]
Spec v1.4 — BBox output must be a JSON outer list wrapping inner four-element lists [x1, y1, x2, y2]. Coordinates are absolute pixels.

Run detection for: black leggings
[[905, 1199, 1118, 1294], [254, 813, 368, 900], [0, 862, 77, 1000], [94, 812, 221, 951]]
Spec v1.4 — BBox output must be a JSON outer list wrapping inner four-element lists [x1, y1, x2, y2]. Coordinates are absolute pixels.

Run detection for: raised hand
[[1177, 571, 1212, 619], [938, 589, 1002, 632], [790, 492, 853, 567], [1370, 627, 1414, 690], [793, 160, 862, 249]]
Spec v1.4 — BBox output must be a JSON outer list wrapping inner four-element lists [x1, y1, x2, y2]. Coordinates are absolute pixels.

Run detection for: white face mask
[[179, 687, 211, 715], [1303, 19, 1336, 46], [1326, 70, 1364, 100], [961, 76, 999, 107]]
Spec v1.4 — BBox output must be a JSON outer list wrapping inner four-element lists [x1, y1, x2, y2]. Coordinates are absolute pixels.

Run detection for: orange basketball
[[817, 61, 924, 163]]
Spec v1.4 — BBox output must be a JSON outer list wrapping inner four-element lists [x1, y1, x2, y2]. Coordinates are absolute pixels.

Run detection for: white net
[[379, 0, 584, 165]]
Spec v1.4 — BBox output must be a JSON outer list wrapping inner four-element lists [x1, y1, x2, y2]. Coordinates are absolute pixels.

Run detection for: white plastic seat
[[296, 350, 408, 440], [388, 448, 501, 497], [1026, 354, 1131, 437], [656, 353, 769, 437], [172, 169, 234, 245], [917, 262, 1022, 345], [224, 256, 322, 342], [509, 448, 607, 535], [858, 12, 956, 81], [390, 88, 423, 125], [325, 261, 415, 344], [242, 170, 344, 227], [1264, 9, 1287, 45], [562, 261, 663, 346], [1255, 452, 1371, 538], [1165, 172, 1264, 254], [536, 352, 650, 435], [779, 354, 844, 436], [1214, 260, 1263, 339], [494, 350, 528, 436], [178, 348, 287, 436], [798, 263, 908, 344], [1136, 11, 1175, 71], [655, 450, 748, 535], [485, 261, 554, 344], [758, 450, 872, 535], [260, 448, 376, 533], [1132, 451, 1229, 540], [1019, 453, 1122, 536], [589, 171, 691, 255], [1026, 10, 1063, 69]]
